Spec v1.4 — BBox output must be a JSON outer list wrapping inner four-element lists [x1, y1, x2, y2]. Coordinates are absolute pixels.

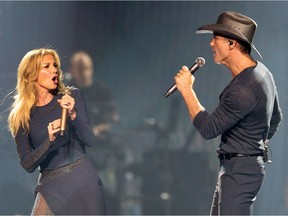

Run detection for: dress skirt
[[36, 157, 106, 215]]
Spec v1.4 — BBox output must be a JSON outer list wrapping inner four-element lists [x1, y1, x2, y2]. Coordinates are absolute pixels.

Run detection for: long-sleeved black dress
[[15, 88, 106, 215]]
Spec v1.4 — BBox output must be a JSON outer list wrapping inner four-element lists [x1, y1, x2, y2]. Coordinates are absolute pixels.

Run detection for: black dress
[[15, 88, 106, 215]]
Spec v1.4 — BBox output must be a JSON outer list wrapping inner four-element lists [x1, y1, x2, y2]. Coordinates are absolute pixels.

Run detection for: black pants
[[210, 156, 265, 215]]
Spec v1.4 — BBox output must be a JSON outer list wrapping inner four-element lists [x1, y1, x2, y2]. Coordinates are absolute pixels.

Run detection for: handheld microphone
[[60, 88, 70, 136], [164, 57, 205, 98]]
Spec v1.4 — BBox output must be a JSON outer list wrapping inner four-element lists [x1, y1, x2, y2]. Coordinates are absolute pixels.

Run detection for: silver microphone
[[164, 57, 205, 98]]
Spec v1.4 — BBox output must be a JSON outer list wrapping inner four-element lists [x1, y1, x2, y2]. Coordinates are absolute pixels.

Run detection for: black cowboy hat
[[196, 11, 262, 59]]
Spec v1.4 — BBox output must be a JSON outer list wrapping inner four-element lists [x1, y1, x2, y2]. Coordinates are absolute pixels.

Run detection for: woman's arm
[[68, 89, 96, 146], [15, 127, 52, 173]]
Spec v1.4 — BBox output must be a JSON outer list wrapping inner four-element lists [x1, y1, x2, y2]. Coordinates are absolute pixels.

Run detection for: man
[[67, 51, 120, 140], [175, 11, 282, 215]]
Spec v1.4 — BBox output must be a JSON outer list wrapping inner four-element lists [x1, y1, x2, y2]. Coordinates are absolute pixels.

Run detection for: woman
[[8, 48, 106, 215]]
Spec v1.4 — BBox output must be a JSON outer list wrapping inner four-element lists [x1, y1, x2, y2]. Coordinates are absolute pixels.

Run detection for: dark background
[[0, 1, 287, 215]]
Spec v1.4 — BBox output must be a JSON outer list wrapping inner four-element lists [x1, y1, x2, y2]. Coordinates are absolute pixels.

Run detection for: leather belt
[[218, 153, 264, 160]]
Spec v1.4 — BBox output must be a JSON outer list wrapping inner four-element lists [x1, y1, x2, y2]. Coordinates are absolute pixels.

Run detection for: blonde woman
[[8, 48, 106, 215]]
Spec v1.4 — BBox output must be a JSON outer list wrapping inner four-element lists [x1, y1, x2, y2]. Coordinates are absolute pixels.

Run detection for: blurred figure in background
[[67, 51, 120, 142], [66, 51, 121, 214]]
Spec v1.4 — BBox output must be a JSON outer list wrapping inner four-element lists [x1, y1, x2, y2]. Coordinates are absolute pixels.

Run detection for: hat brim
[[196, 24, 262, 59]]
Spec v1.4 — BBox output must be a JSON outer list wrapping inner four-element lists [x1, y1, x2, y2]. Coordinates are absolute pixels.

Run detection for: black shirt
[[193, 61, 282, 154]]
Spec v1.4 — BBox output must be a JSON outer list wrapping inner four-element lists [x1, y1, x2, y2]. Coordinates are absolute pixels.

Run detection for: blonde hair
[[8, 48, 66, 137]]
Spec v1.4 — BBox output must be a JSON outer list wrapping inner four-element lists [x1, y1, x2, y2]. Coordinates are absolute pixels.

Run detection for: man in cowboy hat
[[175, 11, 282, 215]]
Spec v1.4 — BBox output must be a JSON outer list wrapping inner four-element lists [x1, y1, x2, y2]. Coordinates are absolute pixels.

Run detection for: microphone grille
[[195, 57, 205, 67]]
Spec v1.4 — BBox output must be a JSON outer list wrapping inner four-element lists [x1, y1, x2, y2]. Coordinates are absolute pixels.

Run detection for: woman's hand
[[47, 119, 61, 142], [57, 94, 76, 120]]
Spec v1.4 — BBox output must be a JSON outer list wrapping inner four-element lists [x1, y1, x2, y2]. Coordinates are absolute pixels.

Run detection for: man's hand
[[175, 66, 195, 95]]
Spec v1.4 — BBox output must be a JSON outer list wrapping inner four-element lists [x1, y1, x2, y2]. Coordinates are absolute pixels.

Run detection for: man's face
[[70, 56, 93, 88], [210, 34, 231, 65]]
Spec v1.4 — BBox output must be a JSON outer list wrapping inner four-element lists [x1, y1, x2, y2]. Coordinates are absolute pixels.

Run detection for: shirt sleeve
[[15, 127, 52, 173], [267, 93, 282, 140], [193, 85, 256, 140], [70, 89, 96, 146]]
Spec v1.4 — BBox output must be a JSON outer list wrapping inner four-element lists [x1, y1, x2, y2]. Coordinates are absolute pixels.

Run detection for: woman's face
[[35, 54, 59, 92]]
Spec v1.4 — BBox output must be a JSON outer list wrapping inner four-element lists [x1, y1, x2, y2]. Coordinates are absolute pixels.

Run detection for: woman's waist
[[38, 156, 88, 185], [39, 147, 86, 171]]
